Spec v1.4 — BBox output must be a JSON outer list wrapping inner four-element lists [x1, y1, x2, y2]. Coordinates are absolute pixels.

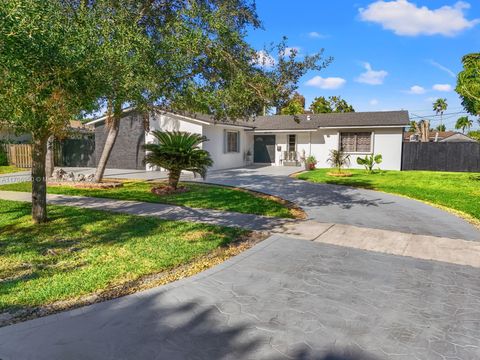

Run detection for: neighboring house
[[86, 109, 409, 171], [0, 126, 31, 143], [439, 132, 477, 143], [404, 131, 478, 143]]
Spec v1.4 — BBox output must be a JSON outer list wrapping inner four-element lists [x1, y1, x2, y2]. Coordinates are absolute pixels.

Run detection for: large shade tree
[[280, 93, 305, 115], [0, 1, 102, 223], [92, 2, 330, 182], [456, 53, 480, 118]]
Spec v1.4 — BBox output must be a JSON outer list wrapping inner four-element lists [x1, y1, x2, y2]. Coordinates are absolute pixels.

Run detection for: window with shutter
[[340, 132, 372, 153], [226, 131, 240, 153]]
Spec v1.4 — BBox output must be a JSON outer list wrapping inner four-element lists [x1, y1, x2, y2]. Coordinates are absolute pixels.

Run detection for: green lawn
[[0, 200, 245, 312], [0, 181, 295, 218], [0, 166, 25, 174], [297, 169, 480, 223]]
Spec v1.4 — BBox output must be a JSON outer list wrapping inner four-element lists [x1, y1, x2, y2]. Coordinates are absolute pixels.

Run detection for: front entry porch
[[253, 134, 302, 167]]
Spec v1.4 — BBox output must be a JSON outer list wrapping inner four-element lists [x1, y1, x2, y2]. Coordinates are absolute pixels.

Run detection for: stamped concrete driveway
[[193, 165, 480, 241], [1, 236, 480, 360], [1, 166, 480, 359]]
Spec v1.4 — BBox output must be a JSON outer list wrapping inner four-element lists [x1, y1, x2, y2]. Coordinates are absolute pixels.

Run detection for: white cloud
[[253, 50, 275, 67], [359, 0, 480, 36], [408, 85, 426, 94], [308, 31, 328, 39], [370, 99, 379, 105], [355, 62, 388, 85], [282, 47, 301, 57], [428, 60, 456, 78], [305, 76, 346, 89], [432, 84, 452, 92]]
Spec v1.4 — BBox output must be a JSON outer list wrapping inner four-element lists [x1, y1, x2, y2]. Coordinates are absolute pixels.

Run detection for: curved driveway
[[195, 166, 479, 241], [1, 166, 480, 359], [2, 236, 480, 359]]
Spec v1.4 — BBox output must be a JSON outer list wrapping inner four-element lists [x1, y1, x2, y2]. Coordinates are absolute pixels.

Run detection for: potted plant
[[305, 155, 317, 170], [245, 149, 252, 163]]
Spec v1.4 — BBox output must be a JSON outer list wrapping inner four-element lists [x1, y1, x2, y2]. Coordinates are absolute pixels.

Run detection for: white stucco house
[[87, 109, 409, 171]]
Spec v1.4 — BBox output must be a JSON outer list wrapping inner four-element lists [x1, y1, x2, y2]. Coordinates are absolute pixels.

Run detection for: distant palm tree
[[144, 131, 213, 189], [455, 116, 473, 133], [433, 98, 448, 127], [407, 120, 417, 132], [435, 124, 446, 132]]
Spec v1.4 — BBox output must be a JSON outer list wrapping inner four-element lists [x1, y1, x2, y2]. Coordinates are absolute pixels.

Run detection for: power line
[[409, 111, 469, 119]]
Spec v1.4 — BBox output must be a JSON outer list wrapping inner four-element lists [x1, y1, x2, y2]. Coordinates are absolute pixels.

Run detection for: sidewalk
[[2, 190, 480, 268], [0, 190, 294, 231]]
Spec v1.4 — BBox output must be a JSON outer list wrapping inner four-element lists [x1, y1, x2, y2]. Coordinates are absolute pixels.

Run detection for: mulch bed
[[327, 172, 353, 177], [151, 184, 189, 196]]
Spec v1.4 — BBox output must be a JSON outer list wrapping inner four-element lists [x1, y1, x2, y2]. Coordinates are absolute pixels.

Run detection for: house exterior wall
[[250, 128, 403, 171], [92, 111, 405, 171], [146, 113, 205, 171], [94, 113, 145, 170], [368, 128, 403, 170], [147, 113, 250, 171], [203, 125, 251, 170], [0, 128, 31, 143]]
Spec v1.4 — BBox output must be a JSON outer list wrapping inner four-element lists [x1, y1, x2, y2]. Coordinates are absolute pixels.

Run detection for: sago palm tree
[[433, 98, 448, 127], [144, 131, 213, 189], [455, 116, 473, 133]]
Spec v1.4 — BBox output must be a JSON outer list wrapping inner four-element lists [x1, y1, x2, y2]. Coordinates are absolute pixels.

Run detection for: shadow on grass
[[0, 201, 238, 311], [0, 291, 385, 360], [323, 178, 375, 190]]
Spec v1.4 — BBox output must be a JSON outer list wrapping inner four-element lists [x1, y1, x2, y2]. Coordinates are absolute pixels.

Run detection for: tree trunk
[[94, 117, 119, 183], [168, 169, 181, 189], [31, 136, 48, 223], [45, 135, 55, 179]]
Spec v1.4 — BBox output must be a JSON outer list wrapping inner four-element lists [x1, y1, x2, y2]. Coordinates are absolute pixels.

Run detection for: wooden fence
[[402, 142, 480, 172], [2, 136, 95, 169], [2, 144, 32, 168]]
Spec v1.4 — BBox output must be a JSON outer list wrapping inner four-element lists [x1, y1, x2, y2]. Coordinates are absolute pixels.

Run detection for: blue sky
[[247, 0, 480, 130]]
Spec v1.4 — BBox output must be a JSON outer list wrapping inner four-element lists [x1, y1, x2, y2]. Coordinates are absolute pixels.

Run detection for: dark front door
[[254, 135, 276, 163]]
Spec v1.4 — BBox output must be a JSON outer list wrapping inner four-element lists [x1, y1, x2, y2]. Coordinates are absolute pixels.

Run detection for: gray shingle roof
[[173, 110, 410, 130], [89, 108, 409, 130], [252, 111, 409, 130]]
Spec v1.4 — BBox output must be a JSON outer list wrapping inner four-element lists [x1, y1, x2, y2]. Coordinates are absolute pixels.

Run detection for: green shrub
[[356, 154, 382, 173]]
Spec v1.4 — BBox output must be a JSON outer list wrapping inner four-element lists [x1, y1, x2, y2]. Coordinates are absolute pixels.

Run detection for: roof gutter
[[247, 129, 316, 133]]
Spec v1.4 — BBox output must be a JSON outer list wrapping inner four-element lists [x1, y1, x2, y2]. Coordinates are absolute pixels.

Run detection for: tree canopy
[[456, 53, 480, 116], [280, 92, 305, 115], [0, 0, 332, 221], [309, 96, 355, 113], [0, 0, 103, 222]]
